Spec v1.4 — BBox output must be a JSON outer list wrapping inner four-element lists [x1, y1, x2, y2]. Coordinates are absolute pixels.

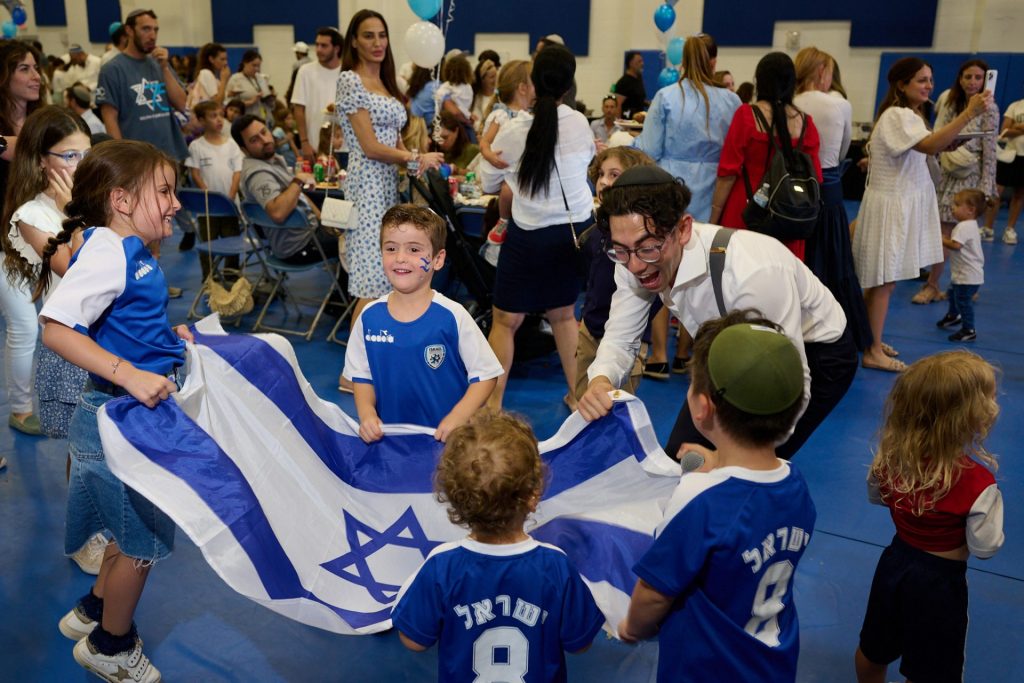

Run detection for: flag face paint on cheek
[[420, 257, 430, 272]]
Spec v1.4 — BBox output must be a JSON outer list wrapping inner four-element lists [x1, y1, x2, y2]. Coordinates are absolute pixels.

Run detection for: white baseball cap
[[294, 41, 309, 54]]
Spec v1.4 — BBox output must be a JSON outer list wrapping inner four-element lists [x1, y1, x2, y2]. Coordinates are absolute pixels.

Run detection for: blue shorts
[[65, 390, 175, 562]]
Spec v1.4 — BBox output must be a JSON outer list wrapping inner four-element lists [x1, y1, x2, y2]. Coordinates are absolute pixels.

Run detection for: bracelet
[[111, 356, 124, 376]]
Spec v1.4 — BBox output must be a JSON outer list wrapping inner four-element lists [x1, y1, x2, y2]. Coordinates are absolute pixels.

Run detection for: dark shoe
[[672, 357, 690, 374], [178, 232, 196, 251], [643, 362, 669, 380], [949, 329, 976, 342], [936, 313, 961, 329]]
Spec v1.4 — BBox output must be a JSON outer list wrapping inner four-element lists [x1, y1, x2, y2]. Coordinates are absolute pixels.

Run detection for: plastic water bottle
[[753, 183, 770, 208], [407, 148, 420, 176]]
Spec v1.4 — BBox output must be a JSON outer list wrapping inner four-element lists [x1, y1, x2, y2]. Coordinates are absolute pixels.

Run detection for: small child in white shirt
[[435, 54, 474, 133], [185, 100, 244, 279], [936, 189, 987, 342]]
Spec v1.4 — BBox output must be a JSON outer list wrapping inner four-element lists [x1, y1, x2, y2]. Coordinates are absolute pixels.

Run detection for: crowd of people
[[0, 8, 1015, 683]]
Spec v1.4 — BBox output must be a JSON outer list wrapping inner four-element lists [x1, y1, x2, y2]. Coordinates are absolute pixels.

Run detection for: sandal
[[880, 342, 899, 358], [910, 284, 941, 305], [862, 355, 906, 373]]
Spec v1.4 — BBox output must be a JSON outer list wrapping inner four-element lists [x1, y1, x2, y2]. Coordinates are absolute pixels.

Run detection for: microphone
[[680, 450, 705, 473]]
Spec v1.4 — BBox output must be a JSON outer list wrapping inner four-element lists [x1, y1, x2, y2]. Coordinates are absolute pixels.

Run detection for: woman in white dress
[[852, 57, 991, 371]]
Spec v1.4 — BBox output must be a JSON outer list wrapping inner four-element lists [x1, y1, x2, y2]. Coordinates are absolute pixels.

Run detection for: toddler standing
[[936, 188, 986, 342]]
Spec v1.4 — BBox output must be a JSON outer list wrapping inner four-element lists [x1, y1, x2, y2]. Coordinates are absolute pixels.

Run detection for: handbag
[[201, 190, 254, 318], [320, 196, 359, 231], [939, 145, 978, 178], [997, 136, 1017, 164]]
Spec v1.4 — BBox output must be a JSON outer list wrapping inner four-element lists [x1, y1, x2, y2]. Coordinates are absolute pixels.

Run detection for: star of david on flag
[[129, 77, 169, 112], [98, 317, 682, 635]]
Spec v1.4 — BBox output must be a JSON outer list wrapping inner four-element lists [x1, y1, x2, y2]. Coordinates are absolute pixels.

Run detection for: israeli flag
[[98, 318, 682, 635]]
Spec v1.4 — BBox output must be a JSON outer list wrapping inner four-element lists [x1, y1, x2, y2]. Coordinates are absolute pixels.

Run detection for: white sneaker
[[71, 533, 109, 575], [1003, 227, 1018, 245], [73, 636, 161, 683], [59, 604, 98, 640], [981, 226, 995, 241]]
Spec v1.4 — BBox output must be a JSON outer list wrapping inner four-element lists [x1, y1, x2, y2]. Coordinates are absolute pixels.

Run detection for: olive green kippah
[[707, 324, 804, 415]]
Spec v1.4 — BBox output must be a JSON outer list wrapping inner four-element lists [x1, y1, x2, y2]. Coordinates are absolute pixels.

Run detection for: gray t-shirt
[[240, 155, 318, 258], [96, 53, 188, 161]]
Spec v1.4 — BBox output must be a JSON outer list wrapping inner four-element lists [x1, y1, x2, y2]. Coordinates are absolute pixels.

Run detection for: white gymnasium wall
[[23, 0, 1024, 124]]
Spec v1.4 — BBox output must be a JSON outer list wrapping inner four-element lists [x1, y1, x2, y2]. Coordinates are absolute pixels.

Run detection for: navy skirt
[[804, 167, 873, 352], [493, 218, 587, 313]]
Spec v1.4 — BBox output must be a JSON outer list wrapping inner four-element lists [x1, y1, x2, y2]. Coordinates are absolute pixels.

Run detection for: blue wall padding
[[33, 0, 67, 27], [444, 0, 591, 57], [704, 0, 938, 48], [86, 0, 121, 44], [210, 0, 337, 44]]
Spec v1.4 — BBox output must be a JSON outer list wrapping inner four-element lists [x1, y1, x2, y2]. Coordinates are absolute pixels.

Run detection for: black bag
[[741, 106, 820, 241]]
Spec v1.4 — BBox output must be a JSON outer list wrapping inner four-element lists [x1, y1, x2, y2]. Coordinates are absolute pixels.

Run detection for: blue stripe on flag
[[103, 397, 391, 628], [533, 518, 649, 595], [192, 331, 653, 499]]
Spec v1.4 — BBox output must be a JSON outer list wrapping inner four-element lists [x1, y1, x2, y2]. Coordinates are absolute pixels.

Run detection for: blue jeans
[[946, 284, 980, 331]]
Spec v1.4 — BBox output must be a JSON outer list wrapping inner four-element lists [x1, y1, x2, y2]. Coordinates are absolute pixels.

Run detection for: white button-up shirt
[[589, 222, 848, 407]]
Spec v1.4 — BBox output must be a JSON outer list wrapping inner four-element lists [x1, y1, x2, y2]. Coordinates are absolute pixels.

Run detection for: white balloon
[[405, 21, 445, 69]]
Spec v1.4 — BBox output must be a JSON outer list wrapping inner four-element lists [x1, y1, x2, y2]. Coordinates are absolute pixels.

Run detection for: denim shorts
[[65, 390, 175, 562]]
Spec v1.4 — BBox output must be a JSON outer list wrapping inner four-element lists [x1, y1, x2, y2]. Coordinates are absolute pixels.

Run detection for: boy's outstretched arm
[[435, 378, 497, 442], [617, 579, 674, 644]]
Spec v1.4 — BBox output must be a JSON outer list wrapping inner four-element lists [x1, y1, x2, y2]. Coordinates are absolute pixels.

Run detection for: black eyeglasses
[[605, 228, 676, 264], [47, 150, 88, 164]]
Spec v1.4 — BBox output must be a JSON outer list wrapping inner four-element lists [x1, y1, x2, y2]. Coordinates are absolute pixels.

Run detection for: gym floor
[[1, 203, 1020, 681]]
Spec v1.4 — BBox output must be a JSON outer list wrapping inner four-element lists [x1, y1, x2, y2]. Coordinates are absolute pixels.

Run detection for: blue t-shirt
[[393, 537, 606, 683], [96, 53, 188, 161], [343, 292, 503, 426], [39, 227, 185, 378], [634, 462, 816, 683]]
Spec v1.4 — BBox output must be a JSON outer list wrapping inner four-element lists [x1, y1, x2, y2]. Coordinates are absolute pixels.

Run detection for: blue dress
[[634, 80, 740, 222], [336, 70, 406, 299]]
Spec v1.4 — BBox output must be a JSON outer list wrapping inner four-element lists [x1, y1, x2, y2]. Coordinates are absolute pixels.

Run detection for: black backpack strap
[[709, 228, 736, 316]]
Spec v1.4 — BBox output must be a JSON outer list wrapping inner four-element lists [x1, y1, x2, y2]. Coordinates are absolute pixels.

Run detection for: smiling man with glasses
[[578, 165, 857, 462]]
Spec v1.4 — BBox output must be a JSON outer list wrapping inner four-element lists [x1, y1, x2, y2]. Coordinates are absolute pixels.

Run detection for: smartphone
[[985, 70, 998, 93]]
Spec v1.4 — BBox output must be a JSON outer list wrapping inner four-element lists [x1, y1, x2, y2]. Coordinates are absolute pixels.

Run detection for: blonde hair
[[794, 47, 833, 94], [870, 351, 999, 516], [485, 59, 530, 120], [679, 34, 717, 131], [587, 146, 654, 185]]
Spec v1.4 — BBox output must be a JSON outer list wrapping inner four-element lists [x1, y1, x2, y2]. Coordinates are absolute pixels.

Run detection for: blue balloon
[[666, 37, 684, 66], [653, 3, 676, 33], [657, 67, 679, 89], [11, 6, 27, 25], [438, 163, 452, 180], [1, 21, 17, 39], [408, 0, 442, 21]]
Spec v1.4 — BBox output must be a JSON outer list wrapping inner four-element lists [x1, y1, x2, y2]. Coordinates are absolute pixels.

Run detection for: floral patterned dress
[[336, 70, 406, 299]]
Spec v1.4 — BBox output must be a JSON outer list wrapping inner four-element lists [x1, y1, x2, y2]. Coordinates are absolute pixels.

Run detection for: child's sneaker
[[936, 313, 961, 329], [71, 533, 109, 575], [949, 329, 977, 343], [980, 226, 995, 241], [1003, 227, 1018, 245], [59, 604, 98, 640], [486, 218, 508, 245], [73, 635, 161, 683]]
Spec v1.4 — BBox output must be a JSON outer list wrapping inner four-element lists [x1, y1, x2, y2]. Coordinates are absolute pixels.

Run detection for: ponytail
[[753, 52, 799, 164], [33, 217, 84, 302], [516, 45, 576, 199]]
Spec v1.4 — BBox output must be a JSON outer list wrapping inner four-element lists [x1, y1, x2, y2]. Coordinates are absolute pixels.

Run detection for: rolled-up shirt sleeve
[[587, 264, 655, 387]]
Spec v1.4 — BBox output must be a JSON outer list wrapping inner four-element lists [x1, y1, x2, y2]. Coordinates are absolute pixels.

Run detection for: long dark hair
[[196, 42, 225, 78], [237, 49, 260, 73], [2, 106, 90, 287], [517, 44, 575, 198], [876, 56, 931, 122], [754, 52, 800, 163], [434, 110, 469, 162], [947, 58, 988, 116], [406, 65, 433, 100], [341, 9, 403, 101], [0, 41, 46, 134], [35, 140, 176, 300]]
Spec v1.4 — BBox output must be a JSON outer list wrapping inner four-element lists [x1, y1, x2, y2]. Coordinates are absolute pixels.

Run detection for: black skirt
[[804, 168, 873, 351], [996, 155, 1024, 188], [493, 218, 586, 313]]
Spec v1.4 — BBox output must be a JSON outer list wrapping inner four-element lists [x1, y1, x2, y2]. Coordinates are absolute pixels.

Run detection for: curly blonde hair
[[870, 350, 999, 516], [435, 412, 544, 536]]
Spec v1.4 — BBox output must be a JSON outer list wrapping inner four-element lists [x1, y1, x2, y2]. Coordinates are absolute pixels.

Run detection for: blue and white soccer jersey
[[635, 462, 817, 682], [343, 291, 503, 426], [39, 227, 185, 377], [393, 537, 606, 683]]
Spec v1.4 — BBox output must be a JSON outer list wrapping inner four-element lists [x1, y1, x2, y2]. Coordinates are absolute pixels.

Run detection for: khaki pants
[[574, 321, 647, 402]]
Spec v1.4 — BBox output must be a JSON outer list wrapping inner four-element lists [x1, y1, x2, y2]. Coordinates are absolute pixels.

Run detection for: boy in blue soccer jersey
[[618, 310, 818, 682], [342, 205, 503, 442], [392, 412, 606, 682]]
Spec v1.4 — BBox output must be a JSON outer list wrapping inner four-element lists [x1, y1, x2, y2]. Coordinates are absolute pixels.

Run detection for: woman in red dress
[[709, 52, 822, 260]]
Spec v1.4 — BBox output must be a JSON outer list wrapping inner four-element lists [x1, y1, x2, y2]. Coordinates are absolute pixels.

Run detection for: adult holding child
[[478, 44, 596, 411], [913, 58, 1000, 304], [852, 57, 992, 371]]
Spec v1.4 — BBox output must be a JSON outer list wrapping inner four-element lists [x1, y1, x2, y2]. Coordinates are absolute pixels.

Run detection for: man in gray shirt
[[232, 115, 340, 265]]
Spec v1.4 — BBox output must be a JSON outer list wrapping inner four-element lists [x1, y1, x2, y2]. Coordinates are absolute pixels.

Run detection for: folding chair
[[177, 188, 268, 321], [240, 201, 353, 341]]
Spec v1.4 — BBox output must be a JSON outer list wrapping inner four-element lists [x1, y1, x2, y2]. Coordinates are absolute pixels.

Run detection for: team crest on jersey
[[424, 344, 445, 369]]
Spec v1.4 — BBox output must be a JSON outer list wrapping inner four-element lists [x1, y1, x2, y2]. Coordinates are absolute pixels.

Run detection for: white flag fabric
[[98, 318, 682, 635]]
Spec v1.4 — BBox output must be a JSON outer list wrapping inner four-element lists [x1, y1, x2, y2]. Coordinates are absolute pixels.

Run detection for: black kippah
[[612, 165, 677, 187]]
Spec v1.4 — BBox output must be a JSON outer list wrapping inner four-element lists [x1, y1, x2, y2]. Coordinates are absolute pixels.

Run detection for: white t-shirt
[[185, 135, 244, 198], [1004, 99, 1024, 155], [435, 82, 473, 119], [950, 219, 984, 285], [8, 193, 66, 299], [82, 109, 106, 135], [191, 68, 221, 105], [291, 61, 342, 149], [794, 90, 852, 168]]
